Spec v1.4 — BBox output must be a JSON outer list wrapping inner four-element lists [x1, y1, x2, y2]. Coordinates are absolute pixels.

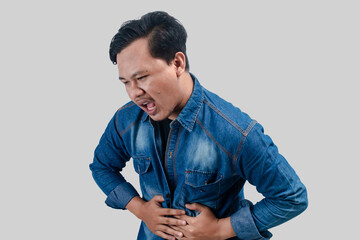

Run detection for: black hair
[[109, 11, 189, 71]]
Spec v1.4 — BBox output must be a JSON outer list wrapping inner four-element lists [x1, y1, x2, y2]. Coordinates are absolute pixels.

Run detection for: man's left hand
[[171, 203, 232, 240]]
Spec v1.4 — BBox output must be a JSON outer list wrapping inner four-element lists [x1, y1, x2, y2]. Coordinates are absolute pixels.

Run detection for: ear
[[173, 52, 186, 77]]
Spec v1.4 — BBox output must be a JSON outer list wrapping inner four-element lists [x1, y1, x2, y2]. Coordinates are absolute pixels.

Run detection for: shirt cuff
[[230, 200, 272, 240], [105, 182, 139, 209]]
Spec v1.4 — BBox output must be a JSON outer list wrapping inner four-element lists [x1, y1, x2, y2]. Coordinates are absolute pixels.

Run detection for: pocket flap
[[133, 157, 151, 174], [185, 170, 222, 188]]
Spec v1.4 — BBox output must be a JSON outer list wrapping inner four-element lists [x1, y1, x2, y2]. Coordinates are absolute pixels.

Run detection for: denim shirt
[[90, 74, 308, 240]]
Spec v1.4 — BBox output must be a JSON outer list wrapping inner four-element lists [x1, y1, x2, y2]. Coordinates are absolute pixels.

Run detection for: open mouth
[[141, 102, 157, 114]]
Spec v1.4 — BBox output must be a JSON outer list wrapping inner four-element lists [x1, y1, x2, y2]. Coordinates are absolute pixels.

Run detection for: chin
[[149, 112, 171, 122], [149, 115, 164, 121]]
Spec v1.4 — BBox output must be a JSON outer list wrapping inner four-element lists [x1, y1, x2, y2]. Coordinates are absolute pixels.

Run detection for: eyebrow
[[119, 70, 148, 81]]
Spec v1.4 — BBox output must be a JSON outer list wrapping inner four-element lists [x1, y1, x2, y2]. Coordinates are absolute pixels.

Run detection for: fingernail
[[182, 220, 186, 225], [177, 232, 183, 237]]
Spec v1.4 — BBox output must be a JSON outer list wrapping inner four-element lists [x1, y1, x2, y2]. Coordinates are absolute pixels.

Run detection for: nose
[[128, 81, 145, 100]]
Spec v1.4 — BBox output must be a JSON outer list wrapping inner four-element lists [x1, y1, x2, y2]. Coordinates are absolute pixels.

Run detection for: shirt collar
[[142, 73, 204, 132], [175, 73, 203, 132]]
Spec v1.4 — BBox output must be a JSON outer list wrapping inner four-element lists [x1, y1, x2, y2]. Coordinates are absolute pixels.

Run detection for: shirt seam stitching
[[116, 102, 137, 137], [196, 118, 236, 161], [234, 120, 258, 161], [119, 102, 136, 110], [119, 121, 136, 137], [203, 98, 246, 135]]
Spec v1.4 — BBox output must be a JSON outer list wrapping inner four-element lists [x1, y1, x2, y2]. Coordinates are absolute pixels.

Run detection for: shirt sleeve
[[89, 110, 139, 209], [230, 122, 308, 239]]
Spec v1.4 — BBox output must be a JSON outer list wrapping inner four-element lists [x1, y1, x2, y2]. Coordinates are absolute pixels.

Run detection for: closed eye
[[118, 76, 129, 85], [137, 75, 148, 80]]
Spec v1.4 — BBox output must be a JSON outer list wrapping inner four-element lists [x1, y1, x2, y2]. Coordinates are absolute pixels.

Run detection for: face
[[117, 38, 187, 121]]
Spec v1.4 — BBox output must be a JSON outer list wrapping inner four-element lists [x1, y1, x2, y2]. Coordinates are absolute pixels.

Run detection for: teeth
[[139, 101, 155, 111], [147, 102, 156, 110]]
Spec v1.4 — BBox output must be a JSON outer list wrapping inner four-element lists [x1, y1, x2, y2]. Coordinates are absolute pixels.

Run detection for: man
[[90, 11, 308, 240]]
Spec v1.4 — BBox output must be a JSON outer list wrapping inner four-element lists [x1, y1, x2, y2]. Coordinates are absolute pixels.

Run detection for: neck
[[179, 71, 194, 108], [168, 72, 194, 120]]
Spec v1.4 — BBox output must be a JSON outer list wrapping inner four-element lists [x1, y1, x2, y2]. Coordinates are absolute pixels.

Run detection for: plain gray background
[[1, 0, 359, 239]]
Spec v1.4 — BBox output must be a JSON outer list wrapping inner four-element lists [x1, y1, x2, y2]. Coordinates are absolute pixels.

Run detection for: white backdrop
[[1, 1, 359, 239]]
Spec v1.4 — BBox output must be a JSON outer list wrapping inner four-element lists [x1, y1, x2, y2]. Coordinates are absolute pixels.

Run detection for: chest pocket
[[133, 156, 151, 174], [178, 170, 222, 210], [133, 156, 160, 200]]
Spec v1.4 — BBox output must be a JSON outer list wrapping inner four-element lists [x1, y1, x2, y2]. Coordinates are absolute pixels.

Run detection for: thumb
[[152, 195, 165, 203], [185, 203, 205, 213]]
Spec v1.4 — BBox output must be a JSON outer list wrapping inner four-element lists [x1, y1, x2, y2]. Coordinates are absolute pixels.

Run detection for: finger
[[154, 230, 176, 240], [157, 225, 184, 239], [160, 208, 186, 216], [159, 216, 187, 226], [185, 203, 205, 212], [171, 225, 187, 232], [152, 195, 165, 203], [171, 225, 190, 240], [174, 214, 193, 223]]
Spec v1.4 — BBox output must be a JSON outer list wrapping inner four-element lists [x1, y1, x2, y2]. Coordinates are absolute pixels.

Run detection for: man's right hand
[[126, 195, 187, 240]]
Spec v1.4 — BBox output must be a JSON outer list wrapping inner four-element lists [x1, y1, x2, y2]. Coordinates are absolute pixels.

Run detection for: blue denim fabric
[[90, 74, 308, 240]]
